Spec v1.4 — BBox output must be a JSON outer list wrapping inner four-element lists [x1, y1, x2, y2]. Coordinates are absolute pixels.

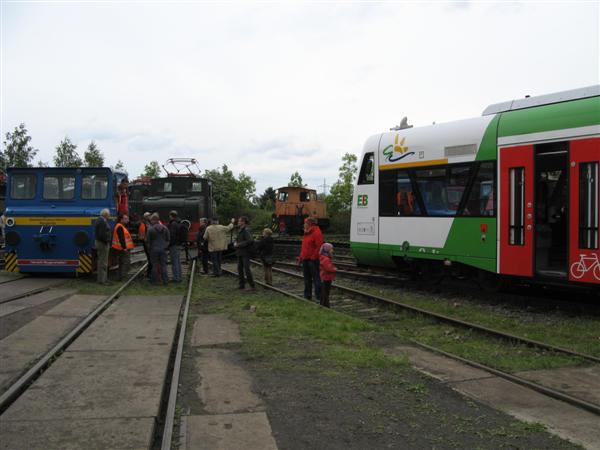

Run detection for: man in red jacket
[[298, 218, 323, 302]]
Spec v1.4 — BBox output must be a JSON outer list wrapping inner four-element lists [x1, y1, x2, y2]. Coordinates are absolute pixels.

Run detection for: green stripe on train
[[498, 96, 600, 137], [351, 218, 496, 272]]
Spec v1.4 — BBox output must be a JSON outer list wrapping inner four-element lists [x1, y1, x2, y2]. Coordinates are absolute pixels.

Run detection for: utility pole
[[318, 178, 330, 196]]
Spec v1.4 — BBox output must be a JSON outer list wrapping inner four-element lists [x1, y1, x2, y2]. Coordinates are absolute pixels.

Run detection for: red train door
[[499, 145, 534, 277], [568, 137, 600, 285]]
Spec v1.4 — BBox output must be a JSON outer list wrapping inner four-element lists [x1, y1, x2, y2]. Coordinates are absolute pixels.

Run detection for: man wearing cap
[[298, 217, 323, 302]]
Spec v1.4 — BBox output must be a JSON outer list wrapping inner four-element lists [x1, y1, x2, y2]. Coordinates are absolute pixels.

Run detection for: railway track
[[0, 258, 197, 449], [221, 260, 600, 417]]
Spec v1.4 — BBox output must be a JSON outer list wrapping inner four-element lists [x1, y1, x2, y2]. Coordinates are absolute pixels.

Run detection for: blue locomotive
[[3, 167, 127, 274]]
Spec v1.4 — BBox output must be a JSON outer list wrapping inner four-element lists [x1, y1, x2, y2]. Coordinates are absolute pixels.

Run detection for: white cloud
[[2, 1, 598, 195]]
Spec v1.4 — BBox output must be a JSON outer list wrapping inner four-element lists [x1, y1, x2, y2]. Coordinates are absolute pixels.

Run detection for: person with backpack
[[234, 216, 256, 291], [168, 210, 187, 283], [147, 213, 170, 285], [319, 243, 337, 308]]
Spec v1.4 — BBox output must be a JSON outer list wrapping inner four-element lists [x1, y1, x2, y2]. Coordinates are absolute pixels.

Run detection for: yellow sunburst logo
[[394, 135, 408, 154]]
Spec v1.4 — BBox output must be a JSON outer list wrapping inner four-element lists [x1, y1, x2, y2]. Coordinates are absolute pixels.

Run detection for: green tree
[[143, 160, 161, 178], [288, 171, 305, 187], [113, 160, 128, 175], [258, 186, 276, 210], [204, 164, 256, 221], [53, 137, 82, 167], [83, 140, 104, 167], [326, 152, 358, 213], [1, 123, 38, 172]]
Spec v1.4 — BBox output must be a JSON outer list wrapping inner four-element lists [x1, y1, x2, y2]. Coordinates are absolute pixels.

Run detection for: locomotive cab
[[274, 186, 329, 234], [3, 167, 124, 274]]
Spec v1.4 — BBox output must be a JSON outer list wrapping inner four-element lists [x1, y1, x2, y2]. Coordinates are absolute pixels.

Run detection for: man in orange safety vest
[[112, 214, 134, 281]]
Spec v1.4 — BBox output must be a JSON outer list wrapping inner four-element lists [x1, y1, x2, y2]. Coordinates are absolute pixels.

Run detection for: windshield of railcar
[[82, 173, 108, 199], [10, 174, 36, 199], [43, 174, 76, 200]]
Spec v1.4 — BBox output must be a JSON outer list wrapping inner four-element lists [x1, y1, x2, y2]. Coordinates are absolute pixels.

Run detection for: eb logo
[[357, 195, 368, 207]]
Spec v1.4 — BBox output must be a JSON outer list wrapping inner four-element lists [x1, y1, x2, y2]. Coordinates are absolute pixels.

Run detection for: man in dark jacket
[[168, 210, 183, 283], [147, 213, 170, 285], [94, 208, 112, 284], [234, 216, 255, 290], [196, 218, 209, 274], [298, 217, 323, 302]]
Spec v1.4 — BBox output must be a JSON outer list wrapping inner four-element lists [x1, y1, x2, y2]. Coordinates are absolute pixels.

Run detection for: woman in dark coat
[[256, 228, 275, 285]]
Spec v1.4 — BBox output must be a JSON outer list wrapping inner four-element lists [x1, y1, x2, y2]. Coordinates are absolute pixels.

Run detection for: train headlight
[[74, 231, 90, 247], [5, 231, 21, 246], [5, 217, 15, 227]]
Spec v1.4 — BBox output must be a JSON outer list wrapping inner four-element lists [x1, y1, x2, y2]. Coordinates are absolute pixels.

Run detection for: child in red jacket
[[319, 243, 336, 308]]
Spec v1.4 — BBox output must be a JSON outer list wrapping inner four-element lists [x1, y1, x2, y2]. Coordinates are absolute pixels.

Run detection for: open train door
[[569, 138, 600, 285], [499, 145, 534, 277]]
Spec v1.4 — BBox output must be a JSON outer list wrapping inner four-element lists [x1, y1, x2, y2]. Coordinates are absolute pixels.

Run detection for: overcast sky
[[1, 1, 598, 195]]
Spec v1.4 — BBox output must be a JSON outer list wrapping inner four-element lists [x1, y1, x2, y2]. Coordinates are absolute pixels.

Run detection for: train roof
[[277, 186, 317, 193], [482, 85, 599, 116], [7, 166, 124, 174]]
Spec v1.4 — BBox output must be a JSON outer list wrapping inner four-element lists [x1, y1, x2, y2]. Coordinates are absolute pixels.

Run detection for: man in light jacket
[[203, 217, 235, 276]]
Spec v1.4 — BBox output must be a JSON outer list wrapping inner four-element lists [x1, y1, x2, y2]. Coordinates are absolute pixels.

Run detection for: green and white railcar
[[351, 86, 600, 287]]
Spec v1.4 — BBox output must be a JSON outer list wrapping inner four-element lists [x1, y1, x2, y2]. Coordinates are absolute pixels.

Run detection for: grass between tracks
[[353, 283, 600, 361]]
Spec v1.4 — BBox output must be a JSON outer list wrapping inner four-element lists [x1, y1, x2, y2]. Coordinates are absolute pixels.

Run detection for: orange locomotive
[[273, 186, 329, 234]]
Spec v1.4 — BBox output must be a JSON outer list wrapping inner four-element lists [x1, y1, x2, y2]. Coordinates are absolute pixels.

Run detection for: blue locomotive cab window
[[10, 174, 36, 199], [82, 174, 108, 199], [44, 174, 75, 200]]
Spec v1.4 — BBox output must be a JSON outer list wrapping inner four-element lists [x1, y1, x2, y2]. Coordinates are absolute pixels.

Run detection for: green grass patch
[[192, 275, 586, 373], [357, 284, 600, 359], [191, 276, 407, 372]]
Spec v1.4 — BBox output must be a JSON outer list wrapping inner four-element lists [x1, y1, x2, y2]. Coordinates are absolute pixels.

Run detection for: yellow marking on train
[[380, 158, 449, 170], [77, 253, 93, 273], [15, 217, 93, 226], [4, 253, 19, 272]]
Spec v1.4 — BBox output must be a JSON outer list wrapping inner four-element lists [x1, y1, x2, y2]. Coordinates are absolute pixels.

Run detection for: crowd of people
[[93, 211, 337, 307]]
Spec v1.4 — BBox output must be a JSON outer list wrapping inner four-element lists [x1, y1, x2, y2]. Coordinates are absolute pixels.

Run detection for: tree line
[[1, 123, 358, 233], [0, 123, 124, 173]]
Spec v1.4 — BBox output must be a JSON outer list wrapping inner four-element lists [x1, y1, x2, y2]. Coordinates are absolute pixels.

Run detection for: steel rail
[[0, 263, 148, 414], [222, 263, 600, 417], [259, 262, 600, 364], [160, 259, 196, 450]]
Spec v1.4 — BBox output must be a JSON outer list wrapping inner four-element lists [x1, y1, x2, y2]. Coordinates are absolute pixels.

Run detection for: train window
[[278, 192, 288, 202], [191, 182, 202, 192], [509, 167, 525, 246], [579, 162, 598, 249], [379, 169, 420, 216], [415, 166, 469, 216], [379, 170, 396, 216], [358, 153, 375, 185], [396, 171, 420, 216], [299, 192, 309, 202], [81, 174, 108, 200], [161, 182, 173, 193], [10, 174, 36, 199], [461, 162, 496, 216], [43, 174, 75, 200]]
